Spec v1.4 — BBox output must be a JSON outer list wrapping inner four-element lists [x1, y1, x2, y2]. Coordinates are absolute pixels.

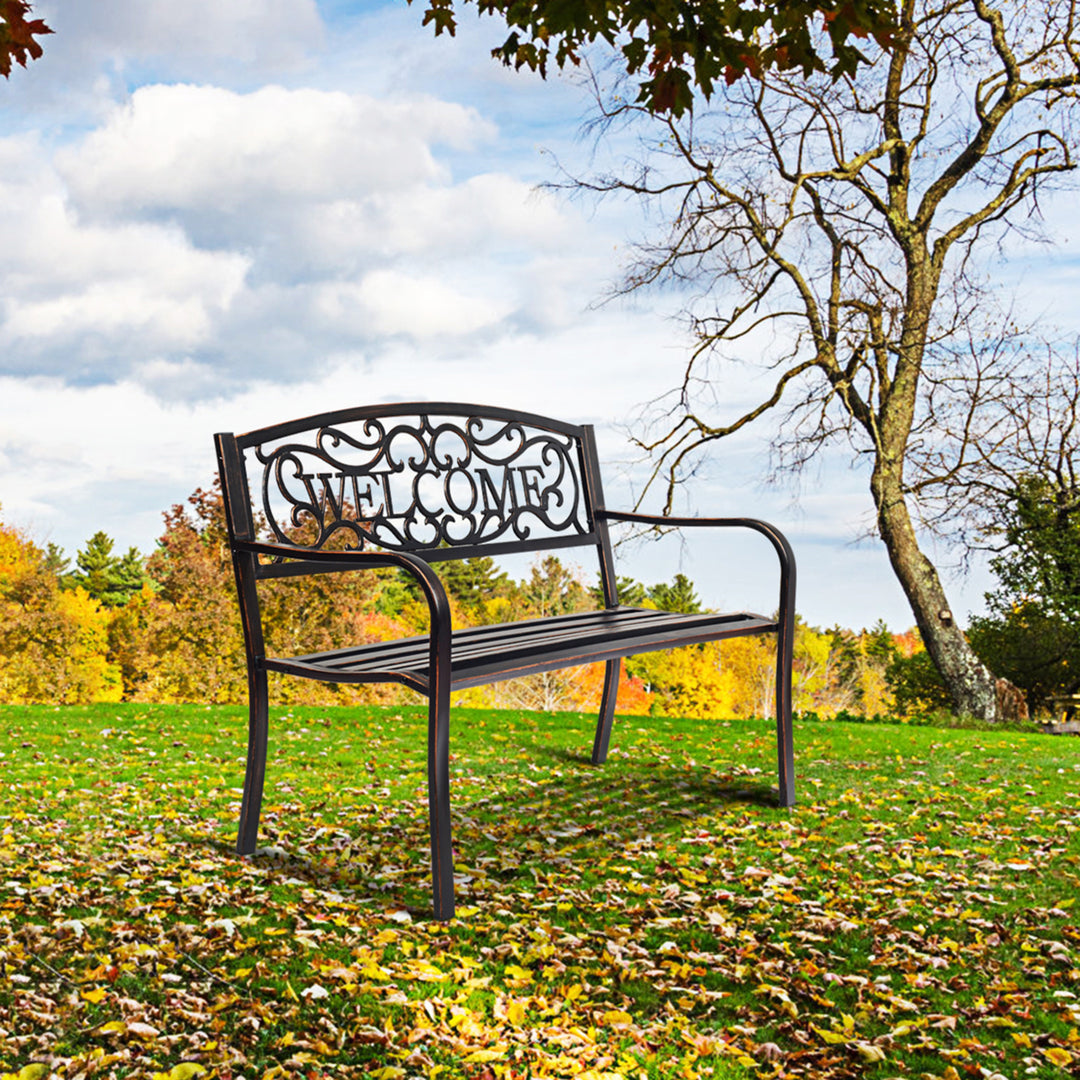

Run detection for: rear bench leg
[[237, 667, 269, 855], [427, 679, 456, 921], [591, 659, 621, 766]]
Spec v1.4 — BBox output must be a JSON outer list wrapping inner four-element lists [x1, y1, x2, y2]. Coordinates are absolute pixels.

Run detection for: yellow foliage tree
[[716, 635, 775, 717], [0, 515, 121, 704], [649, 641, 737, 719]]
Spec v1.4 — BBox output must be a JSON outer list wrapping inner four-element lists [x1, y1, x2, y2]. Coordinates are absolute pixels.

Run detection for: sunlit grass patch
[[1, 703, 1078, 1079]]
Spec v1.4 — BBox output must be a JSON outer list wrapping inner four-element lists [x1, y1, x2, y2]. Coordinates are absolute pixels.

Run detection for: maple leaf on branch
[[411, 0, 899, 116], [0, 0, 52, 79]]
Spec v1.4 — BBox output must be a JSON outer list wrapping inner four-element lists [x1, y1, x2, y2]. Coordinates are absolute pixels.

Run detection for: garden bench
[[215, 403, 795, 920]]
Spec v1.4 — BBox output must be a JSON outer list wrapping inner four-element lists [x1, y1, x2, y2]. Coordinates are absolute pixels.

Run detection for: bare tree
[[573, 0, 1080, 720], [914, 341, 1080, 559]]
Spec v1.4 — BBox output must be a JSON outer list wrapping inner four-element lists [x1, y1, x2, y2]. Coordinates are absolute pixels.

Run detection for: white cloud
[[0, 79, 626, 389], [58, 84, 493, 217], [0, 138, 250, 370], [317, 270, 512, 338], [301, 174, 576, 270], [97, 0, 324, 69], [36, 0, 324, 79]]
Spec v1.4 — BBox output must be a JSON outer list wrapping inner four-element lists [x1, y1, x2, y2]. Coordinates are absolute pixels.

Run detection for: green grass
[[1, 702, 1079, 1079]]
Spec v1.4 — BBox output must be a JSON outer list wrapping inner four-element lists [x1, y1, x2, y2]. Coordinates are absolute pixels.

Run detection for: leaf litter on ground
[[0, 703, 1078, 1079]]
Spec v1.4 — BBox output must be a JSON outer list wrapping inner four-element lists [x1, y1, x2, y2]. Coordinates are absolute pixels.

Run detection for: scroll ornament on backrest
[[253, 414, 588, 551]]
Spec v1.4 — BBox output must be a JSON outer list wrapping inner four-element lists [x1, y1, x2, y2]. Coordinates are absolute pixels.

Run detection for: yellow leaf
[[18, 1067, 49, 1080], [602, 1010, 634, 1026], [682, 1031, 718, 1055], [410, 960, 446, 982], [811, 1025, 849, 1045], [1044, 1048, 1074, 1067], [505, 1000, 527, 1026], [463, 1050, 503, 1064], [854, 1042, 887, 1063], [99, 1021, 127, 1035], [81, 988, 107, 1004], [373, 1069, 407, 1079], [168, 1067, 206, 1080]]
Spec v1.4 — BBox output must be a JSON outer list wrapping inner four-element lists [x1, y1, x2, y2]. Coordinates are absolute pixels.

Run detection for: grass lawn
[[1, 703, 1078, 1080]]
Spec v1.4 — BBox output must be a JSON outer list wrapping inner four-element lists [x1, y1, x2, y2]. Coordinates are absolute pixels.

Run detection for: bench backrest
[[216, 404, 618, 597]]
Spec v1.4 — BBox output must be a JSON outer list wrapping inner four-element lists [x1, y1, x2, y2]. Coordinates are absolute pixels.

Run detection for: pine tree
[[68, 531, 147, 608], [648, 573, 702, 614], [438, 556, 512, 612], [43, 542, 69, 576], [591, 574, 648, 607], [524, 556, 588, 618]]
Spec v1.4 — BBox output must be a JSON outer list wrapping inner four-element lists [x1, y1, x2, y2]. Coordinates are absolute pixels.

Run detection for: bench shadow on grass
[[180, 754, 780, 915]]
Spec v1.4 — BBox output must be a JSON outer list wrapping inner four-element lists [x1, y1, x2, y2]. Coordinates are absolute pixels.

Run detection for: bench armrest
[[595, 510, 794, 570], [233, 539, 452, 645], [594, 510, 796, 623]]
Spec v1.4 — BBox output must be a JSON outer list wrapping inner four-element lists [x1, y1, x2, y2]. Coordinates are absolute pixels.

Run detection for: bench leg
[[775, 636, 795, 808], [591, 659, 621, 765], [427, 680, 455, 921], [237, 667, 269, 855]]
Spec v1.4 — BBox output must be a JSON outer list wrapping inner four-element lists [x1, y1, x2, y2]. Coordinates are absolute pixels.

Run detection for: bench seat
[[267, 607, 777, 691]]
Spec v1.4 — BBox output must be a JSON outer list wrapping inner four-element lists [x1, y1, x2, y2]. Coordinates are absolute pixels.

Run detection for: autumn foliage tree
[[0, 1, 50, 78], [0, 513, 120, 704], [414, 0, 898, 116]]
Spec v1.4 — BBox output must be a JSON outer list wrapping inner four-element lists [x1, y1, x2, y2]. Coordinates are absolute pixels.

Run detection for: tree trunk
[[871, 460, 1027, 722]]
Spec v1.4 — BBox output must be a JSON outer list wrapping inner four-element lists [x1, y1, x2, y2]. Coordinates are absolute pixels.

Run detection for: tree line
[[5, 481, 1067, 720]]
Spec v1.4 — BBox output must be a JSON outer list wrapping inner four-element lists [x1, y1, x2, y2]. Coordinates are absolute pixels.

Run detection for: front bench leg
[[775, 627, 796, 808], [590, 659, 621, 765], [237, 666, 269, 855], [427, 669, 455, 921]]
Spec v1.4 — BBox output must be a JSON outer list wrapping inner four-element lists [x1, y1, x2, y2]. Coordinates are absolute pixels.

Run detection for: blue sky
[[2, 0, 1078, 630]]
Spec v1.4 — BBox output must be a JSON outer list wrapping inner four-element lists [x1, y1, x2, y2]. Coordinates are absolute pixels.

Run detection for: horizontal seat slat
[[291, 607, 736, 670], [309, 608, 759, 672], [264, 606, 776, 690], [296, 608, 696, 671], [290, 607, 630, 666]]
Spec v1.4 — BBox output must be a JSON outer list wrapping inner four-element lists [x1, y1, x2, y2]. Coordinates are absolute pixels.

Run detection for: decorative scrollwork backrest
[[235, 405, 597, 558]]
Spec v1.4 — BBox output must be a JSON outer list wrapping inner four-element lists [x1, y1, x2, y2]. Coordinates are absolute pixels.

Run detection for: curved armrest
[[595, 510, 796, 627], [596, 510, 793, 573], [233, 540, 452, 647]]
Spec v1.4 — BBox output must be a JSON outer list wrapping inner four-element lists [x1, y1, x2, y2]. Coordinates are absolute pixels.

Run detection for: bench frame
[[215, 403, 795, 920]]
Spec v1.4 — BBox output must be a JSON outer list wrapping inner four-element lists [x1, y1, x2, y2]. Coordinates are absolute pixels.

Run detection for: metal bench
[[215, 403, 796, 920]]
